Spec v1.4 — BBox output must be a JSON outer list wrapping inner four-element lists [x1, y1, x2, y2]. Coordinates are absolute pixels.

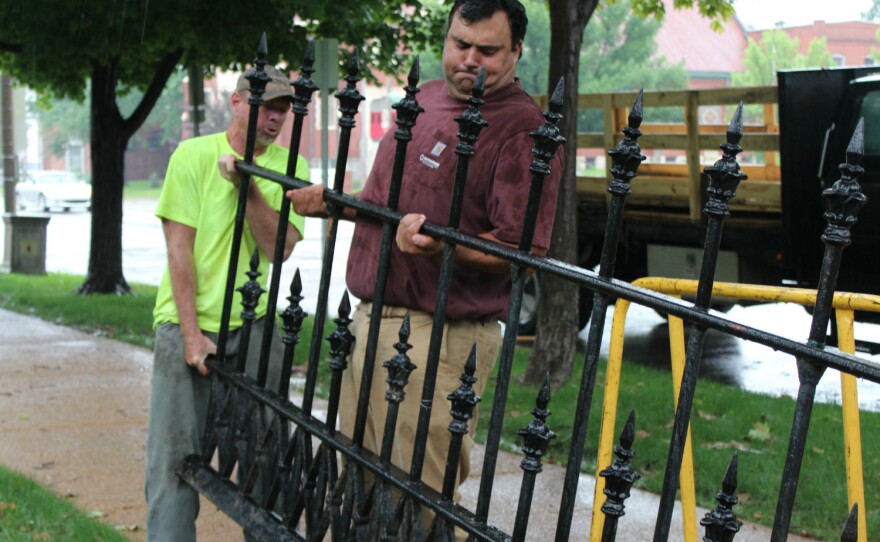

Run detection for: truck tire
[[517, 274, 541, 336], [517, 274, 592, 336]]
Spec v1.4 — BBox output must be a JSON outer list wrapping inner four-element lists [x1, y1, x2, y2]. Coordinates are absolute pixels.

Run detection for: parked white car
[[16, 170, 92, 212]]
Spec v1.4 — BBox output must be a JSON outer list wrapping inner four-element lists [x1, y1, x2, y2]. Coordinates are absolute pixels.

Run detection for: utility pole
[[2, 71, 50, 275], [2, 73, 16, 214]]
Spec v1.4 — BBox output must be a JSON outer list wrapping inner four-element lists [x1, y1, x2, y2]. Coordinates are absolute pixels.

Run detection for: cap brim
[[262, 89, 294, 103]]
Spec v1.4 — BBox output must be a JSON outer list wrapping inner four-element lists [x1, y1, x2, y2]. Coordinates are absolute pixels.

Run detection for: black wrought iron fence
[[176, 36, 876, 541]]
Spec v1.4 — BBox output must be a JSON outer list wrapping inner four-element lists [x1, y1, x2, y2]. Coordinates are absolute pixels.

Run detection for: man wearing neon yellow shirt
[[145, 65, 308, 542]]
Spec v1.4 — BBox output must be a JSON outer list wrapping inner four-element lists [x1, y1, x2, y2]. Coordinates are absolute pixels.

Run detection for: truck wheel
[[517, 275, 592, 336]]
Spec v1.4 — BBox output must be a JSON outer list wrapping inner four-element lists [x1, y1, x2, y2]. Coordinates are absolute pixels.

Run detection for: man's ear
[[514, 39, 524, 60], [230, 90, 244, 108]]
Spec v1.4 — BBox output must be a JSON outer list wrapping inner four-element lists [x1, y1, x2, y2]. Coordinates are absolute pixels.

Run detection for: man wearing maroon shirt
[[290, 0, 562, 513]]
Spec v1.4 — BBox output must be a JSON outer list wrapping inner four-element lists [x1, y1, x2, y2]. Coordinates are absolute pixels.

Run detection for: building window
[[66, 140, 84, 173], [865, 56, 877, 67], [832, 54, 846, 67]]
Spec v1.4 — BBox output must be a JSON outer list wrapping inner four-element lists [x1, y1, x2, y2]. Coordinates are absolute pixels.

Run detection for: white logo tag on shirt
[[430, 142, 447, 157], [419, 154, 440, 169]]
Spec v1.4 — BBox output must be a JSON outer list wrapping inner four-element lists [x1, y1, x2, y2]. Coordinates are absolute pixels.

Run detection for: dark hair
[[446, 0, 528, 50]]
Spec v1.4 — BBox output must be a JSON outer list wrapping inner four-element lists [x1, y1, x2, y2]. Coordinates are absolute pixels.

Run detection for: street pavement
[[0, 308, 805, 541]]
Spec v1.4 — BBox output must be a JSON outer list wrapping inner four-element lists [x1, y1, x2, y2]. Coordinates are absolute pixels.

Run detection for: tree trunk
[[77, 51, 180, 295], [524, 0, 596, 388], [79, 63, 131, 295]]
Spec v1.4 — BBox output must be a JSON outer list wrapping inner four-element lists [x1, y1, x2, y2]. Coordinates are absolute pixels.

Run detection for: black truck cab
[[779, 68, 880, 300]]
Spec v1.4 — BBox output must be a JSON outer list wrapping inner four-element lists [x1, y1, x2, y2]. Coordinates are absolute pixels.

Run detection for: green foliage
[[580, 1, 687, 94], [28, 93, 89, 159], [119, 70, 184, 151], [0, 0, 443, 101], [631, 0, 735, 31], [869, 28, 880, 66], [512, 0, 552, 94], [0, 467, 129, 541], [577, 1, 688, 131], [863, 0, 880, 22], [32, 70, 186, 159], [733, 30, 833, 87]]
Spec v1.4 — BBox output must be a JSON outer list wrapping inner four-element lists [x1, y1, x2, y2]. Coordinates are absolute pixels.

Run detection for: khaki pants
[[339, 302, 502, 529]]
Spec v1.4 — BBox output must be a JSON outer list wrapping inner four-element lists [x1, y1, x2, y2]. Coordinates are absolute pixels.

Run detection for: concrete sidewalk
[[0, 308, 801, 540]]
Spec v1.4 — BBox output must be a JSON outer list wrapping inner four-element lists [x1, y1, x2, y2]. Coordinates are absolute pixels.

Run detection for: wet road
[[9, 199, 880, 411]]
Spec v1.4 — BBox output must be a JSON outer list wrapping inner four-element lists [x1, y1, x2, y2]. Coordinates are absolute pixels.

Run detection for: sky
[[732, 0, 874, 30]]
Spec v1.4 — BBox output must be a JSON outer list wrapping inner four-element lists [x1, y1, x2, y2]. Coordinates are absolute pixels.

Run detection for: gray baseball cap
[[235, 65, 293, 103]]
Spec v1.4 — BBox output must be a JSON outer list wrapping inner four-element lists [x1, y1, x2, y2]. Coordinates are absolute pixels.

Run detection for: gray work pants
[[144, 318, 286, 542]]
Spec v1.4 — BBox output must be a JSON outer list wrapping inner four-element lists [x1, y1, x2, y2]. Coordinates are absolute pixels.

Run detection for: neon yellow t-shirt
[[152, 132, 308, 331]]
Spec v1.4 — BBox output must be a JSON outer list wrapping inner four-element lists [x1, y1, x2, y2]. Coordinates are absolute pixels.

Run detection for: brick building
[[751, 20, 880, 68]]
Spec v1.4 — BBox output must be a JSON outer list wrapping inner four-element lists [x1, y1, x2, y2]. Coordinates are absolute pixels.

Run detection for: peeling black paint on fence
[[175, 36, 873, 541]]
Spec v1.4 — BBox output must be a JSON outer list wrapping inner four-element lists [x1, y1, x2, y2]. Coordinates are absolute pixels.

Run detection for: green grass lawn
[[0, 272, 875, 539], [0, 467, 129, 541], [124, 179, 163, 199]]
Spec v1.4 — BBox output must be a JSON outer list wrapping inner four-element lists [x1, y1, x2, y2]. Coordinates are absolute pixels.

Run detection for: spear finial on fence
[[598, 410, 640, 539], [291, 41, 317, 116], [280, 269, 306, 348], [704, 101, 747, 218], [840, 503, 859, 542], [383, 314, 416, 404], [823, 118, 868, 247], [245, 33, 270, 106], [527, 77, 566, 180], [446, 345, 480, 451], [518, 373, 555, 474], [392, 57, 424, 143], [600, 410, 639, 511], [326, 292, 354, 374], [700, 453, 742, 542], [472, 64, 486, 100], [335, 49, 365, 130], [628, 89, 644, 131], [237, 248, 265, 325], [454, 65, 489, 159], [608, 90, 646, 197], [549, 75, 565, 113]]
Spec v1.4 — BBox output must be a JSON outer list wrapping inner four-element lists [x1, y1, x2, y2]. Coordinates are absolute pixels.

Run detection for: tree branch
[[121, 48, 184, 140]]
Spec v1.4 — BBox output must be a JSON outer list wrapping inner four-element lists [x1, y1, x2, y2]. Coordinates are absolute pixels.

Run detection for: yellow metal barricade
[[589, 278, 880, 542]]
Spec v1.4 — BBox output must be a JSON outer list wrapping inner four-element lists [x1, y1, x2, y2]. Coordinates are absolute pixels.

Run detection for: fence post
[[216, 34, 270, 359], [351, 59, 423, 451], [556, 90, 645, 542], [476, 76, 566, 529], [407, 66, 488, 491], [512, 374, 555, 542], [770, 119, 868, 541], [301, 50, 364, 417], [654, 103, 747, 541], [370, 314, 416, 540], [256, 42, 317, 388]]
